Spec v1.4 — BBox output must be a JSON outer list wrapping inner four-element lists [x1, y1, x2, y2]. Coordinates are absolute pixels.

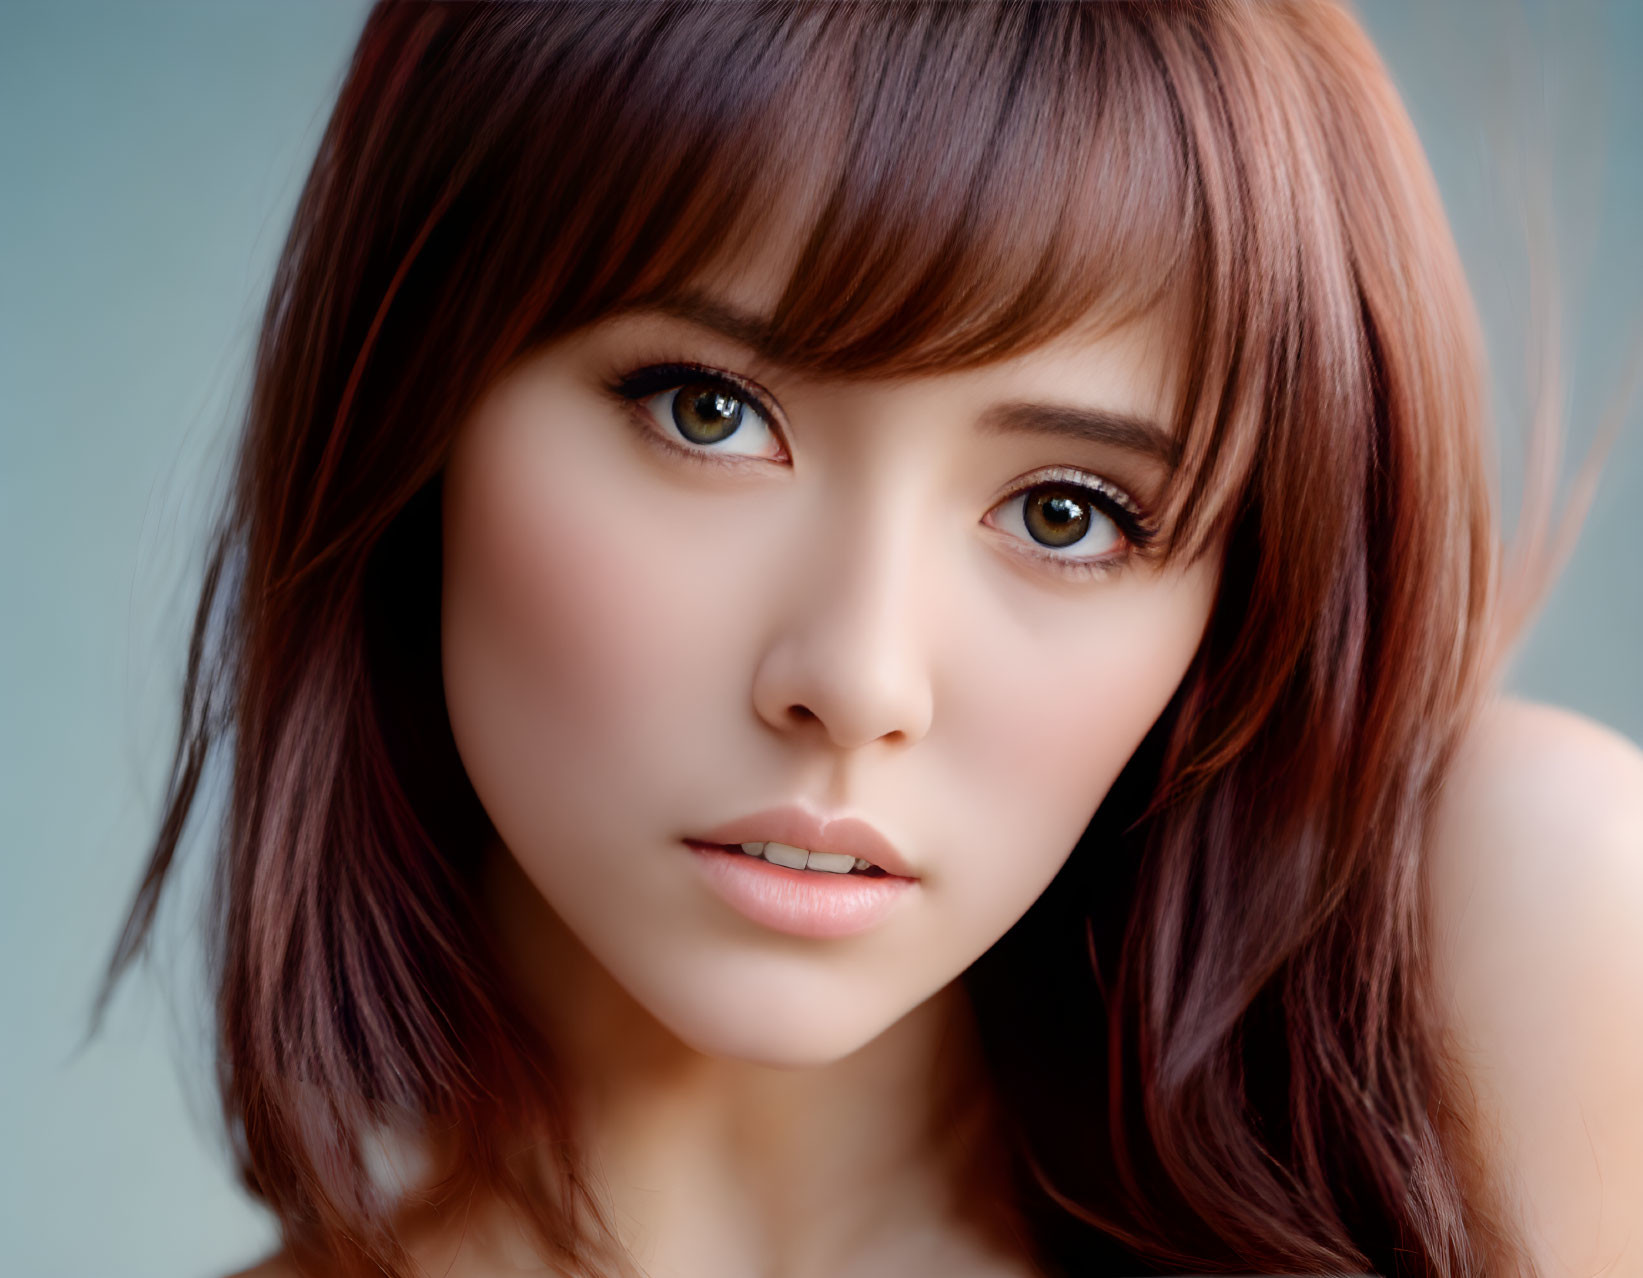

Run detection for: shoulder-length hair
[[106, 2, 1524, 1274]]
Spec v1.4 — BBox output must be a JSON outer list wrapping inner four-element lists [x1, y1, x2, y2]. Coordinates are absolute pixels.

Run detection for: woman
[[102, 2, 1643, 1275]]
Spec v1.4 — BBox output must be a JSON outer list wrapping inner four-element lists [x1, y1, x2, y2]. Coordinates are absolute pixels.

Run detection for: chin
[[635, 975, 912, 1069], [669, 1018, 883, 1070]]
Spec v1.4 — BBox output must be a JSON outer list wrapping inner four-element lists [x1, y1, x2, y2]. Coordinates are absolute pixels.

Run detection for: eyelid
[[991, 465, 1150, 525], [985, 465, 1159, 578], [613, 360, 790, 454]]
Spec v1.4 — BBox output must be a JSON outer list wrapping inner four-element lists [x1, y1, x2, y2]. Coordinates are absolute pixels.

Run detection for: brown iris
[[1023, 484, 1091, 548], [672, 384, 744, 444]]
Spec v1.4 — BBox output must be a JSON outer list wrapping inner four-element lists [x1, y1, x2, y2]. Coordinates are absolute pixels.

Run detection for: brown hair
[[104, 2, 1529, 1273]]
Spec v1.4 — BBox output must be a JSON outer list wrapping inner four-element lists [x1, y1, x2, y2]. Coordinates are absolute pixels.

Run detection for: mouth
[[691, 840, 893, 877], [688, 805, 918, 881], [681, 839, 917, 939]]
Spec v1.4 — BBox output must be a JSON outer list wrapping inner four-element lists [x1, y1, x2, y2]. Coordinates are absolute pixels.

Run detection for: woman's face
[[442, 283, 1217, 1067]]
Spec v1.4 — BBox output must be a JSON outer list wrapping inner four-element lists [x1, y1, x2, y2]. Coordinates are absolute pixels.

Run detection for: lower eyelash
[[607, 362, 786, 466], [1008, 538, 1134, 583], [999, 473, 1159, 580], [1021, 548, 1129, 581]]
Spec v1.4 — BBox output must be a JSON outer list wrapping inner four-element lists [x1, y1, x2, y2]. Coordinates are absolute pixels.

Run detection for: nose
[[750, 503, 936, 753]]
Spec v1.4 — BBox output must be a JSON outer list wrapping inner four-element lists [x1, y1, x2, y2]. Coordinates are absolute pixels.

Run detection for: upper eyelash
[[1013, 466, 1149, 525], [995, 466, 1160, 576], [611, 361, 1158, 577], [612, 362, 784, 437]]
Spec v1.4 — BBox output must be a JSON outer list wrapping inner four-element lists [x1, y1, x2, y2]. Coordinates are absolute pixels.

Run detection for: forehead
[[953, 315, 1184, 426]]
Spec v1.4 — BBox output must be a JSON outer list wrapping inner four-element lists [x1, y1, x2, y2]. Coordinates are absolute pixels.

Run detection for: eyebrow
[[638, 291, 782, 358], [976, 401, 1180, 471], [632, 292, 1180, 470]]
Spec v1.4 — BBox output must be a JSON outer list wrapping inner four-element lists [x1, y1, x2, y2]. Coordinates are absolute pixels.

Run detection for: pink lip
[[684, 805, 919, 939], [693, 806, 918, 879], [683, 841, 916, 939]]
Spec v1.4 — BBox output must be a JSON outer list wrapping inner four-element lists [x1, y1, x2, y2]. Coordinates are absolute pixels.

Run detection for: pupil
[[1025, 486, 1090, 547], [673, 384, 743, 444]]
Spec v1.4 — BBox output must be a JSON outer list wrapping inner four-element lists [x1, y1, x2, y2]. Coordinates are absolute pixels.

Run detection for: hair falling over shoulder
[[101, 2, 1560, 1274]]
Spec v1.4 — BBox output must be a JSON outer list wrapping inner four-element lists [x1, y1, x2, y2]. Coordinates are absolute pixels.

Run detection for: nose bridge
[[752, 475, 937, 752]]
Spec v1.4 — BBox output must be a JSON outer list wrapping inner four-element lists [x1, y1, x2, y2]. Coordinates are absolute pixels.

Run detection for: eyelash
[[995, 466, 1158, 581], [607, 360, 1159, 581], [612, 361, 787, 466]]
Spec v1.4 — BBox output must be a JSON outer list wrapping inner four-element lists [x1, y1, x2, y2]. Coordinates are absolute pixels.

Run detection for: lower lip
[[683, 841, 917, 938]]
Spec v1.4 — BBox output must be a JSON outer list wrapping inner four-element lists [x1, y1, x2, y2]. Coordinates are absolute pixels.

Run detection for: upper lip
[[692, 805, 918, 879]]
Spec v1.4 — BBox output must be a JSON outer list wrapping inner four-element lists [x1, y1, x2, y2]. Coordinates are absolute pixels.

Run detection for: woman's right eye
[[616, 365, 786, 462]]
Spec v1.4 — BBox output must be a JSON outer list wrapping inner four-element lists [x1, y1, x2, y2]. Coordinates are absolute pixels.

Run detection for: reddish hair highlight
[[105, 3, 1537, 1273]]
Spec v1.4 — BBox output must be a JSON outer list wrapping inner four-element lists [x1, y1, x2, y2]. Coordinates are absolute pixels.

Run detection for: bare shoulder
[[1427, 696, 1643, 1276], [1436, 695, 1642, 836], [1429, 698, 1643, 966]]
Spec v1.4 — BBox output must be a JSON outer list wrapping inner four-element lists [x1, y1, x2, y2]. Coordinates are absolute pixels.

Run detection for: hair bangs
[[108, 1, 1529, 1272], [515, 3, 1329, 564], [748, 4, 1202, 378], [532, 5, 1199, 366]]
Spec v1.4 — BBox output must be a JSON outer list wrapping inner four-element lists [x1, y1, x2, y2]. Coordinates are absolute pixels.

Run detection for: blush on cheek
[[445, 417, 674, 716], [943, 569, 1213, 867], [440, 401, 772, 839]]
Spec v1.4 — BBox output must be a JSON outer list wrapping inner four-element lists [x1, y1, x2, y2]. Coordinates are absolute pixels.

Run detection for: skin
[[234, 691, 1643, 1278], [1428, 699, 1643, 1278], [429, 285, 1215, 1277], [229, 270, 1643, 1278]]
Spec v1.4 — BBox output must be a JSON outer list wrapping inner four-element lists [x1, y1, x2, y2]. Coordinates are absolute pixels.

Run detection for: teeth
[[735, 841, 875, 874], [761, 841, 810, 870]]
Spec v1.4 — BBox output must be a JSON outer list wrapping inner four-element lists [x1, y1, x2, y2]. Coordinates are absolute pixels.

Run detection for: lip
[[683, 804, 919, 939], [682, 842, 917, 938], [693, 806, 918, 880]]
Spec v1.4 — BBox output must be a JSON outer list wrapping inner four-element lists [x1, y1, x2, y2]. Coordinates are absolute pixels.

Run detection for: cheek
[[437, 371, 1218, 1064], [926, 563, 1212, 915], [979, 578, 1203, 795], [439, 400, 742, 854]]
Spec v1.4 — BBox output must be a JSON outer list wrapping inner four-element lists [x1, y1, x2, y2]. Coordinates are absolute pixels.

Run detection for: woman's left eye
[[617, 365, 784, 461], [985, 471, 1153, 575]]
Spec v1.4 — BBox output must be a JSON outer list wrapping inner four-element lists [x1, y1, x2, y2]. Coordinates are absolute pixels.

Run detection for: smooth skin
[[232, 279, 1643, 1276], [1428, 699, 1643, 1278], [435, 295, 1211, 1278], [236, 698, 1643, 1278]]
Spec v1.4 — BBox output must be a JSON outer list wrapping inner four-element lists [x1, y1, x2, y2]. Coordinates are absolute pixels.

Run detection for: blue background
[[3, 2, 1639, 1274]]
